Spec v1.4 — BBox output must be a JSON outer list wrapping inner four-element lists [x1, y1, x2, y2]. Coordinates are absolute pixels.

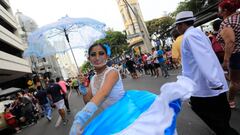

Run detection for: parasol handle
[[64, 29, 81, 75], [64, 29, 70, 43]]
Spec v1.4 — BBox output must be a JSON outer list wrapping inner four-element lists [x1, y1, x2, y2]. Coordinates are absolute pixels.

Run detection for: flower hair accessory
[[103, 43, 111, 57]]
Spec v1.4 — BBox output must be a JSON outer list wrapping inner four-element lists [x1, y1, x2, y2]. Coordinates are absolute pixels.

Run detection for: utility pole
[[122, 0, 152, 53]]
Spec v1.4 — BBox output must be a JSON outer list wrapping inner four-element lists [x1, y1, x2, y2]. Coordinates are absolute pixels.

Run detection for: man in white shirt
[[175, 11, 238, 135]]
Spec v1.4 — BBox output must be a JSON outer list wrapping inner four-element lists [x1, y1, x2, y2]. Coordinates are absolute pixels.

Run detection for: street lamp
[[122, 0, 152, 53]]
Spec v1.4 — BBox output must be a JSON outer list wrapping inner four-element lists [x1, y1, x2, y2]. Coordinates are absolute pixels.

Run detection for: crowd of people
[[70, 0, 240, 135], [111, 46, 178, 80], [3, 91, 41, 133], [3, 77, 81, 133], [2, 0, 239, 135]]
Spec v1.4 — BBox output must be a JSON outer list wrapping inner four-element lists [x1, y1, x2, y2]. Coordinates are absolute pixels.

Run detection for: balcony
[[0, 3, 17, 30], [1, 0, 10, 9], [0, 51, 31, 73], [0, 51, 31, 83], [0, 25, 24, 51]]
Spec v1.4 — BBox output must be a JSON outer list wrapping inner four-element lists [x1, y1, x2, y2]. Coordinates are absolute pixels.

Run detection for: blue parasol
[[23, 16, 106, 73]]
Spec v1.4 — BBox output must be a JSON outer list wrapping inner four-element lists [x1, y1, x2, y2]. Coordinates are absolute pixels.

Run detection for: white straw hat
[[175, 11, 196, 24]]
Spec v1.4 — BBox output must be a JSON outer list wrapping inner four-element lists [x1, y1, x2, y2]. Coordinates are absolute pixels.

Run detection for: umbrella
[[23, 16, 106, 73]]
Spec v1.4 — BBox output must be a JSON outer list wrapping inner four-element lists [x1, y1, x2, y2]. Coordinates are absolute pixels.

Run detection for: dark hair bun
[[219, 0, 240, 13]]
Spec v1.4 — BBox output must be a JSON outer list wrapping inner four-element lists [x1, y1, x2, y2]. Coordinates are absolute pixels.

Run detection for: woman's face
[[88, 45, 108, 69], [218, 7, 229, 19]]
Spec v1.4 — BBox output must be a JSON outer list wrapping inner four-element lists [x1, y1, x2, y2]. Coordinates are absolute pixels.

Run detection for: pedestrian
[[125, 56, 138, 79], [141, 53, 149, 75], [69, 43, 197, 135], [171, 28, 183, 68], [175, 11, 239, 135], [34, 85, 52, 121], [17, 93, 36, 126], [151, 48, 160, 78], [217, 0, 240, 109], [56, 77, 71, 113], [72, 77, 80, 96], [210, 19, 224, 64], [146, 54, 155, 76], [4, 106, 21, 133], [157, 47, 169, 78], [46, 79, 67, 125]]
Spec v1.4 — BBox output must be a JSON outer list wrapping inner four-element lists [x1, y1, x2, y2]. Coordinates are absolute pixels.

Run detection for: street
[[15, 70, 240, 135]]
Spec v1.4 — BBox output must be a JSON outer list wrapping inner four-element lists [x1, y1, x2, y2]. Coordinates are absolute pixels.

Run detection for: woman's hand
[[78, 74, 85, 84], [69, 102, 98, 135], [69, 121, 83, 135], [222, 59, 229, 71]]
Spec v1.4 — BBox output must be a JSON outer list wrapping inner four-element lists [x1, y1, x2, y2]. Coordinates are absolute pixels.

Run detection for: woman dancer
[[70, 43, 196, 135]]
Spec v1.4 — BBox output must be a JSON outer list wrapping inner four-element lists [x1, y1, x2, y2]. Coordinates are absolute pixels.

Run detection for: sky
[[10, 0, 182, 66]]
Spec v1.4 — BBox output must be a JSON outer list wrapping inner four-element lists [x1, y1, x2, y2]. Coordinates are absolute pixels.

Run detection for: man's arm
[[172, 42, 180, 63], [46, 88, 53, 101], [188, 33, 223, 89]]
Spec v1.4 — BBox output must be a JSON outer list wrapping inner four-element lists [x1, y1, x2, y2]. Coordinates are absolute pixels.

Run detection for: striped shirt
[[217, 13, 240, 54]]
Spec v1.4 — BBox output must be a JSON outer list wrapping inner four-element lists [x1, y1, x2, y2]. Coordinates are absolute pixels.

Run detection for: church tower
[[116, 0, 152, 53]]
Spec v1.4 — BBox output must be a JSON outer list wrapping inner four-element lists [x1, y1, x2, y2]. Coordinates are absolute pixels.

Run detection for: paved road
[[11, 70, 240, 135]]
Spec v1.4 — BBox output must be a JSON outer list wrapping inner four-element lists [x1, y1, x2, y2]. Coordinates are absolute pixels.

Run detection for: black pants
[[62, 94, 70, 110], [22, 105, 36, 123], [190, 93, 239, 135]]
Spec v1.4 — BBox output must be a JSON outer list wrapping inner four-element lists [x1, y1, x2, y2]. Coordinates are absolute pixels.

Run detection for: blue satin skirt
[[83, 90, 181, 135]]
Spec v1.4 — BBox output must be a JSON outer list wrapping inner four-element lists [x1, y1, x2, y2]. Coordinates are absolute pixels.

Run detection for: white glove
[[69, 102, 98, 135]]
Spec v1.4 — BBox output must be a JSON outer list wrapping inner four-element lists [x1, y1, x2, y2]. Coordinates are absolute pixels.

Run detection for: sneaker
[[67, 109, 71, 113], [16, 129, 22, 134], [46, 116, 52, 122], [154, 76, 157, 78], [63, 119, 68, 125], [28, 122, 35, 127], [164, 75, 169, 78]]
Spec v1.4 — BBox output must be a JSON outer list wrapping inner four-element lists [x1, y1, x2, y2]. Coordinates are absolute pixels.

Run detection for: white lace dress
[[83, 67, 196, 135], [90, 67, 125, 109]]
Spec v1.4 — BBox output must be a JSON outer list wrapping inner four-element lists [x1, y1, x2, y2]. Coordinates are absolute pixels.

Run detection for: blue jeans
[[159, 62, 169, 76], [42, 103, 52, 118]]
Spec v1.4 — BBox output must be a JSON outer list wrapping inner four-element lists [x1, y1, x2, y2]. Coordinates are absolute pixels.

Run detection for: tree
[[81, 61, 92, 73], [95, 30, 128, 57], [145, 16, 175, 40], [171, 0, 215, 17]]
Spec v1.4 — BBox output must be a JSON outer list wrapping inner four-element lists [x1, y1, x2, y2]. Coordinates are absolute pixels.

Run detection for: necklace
[[94, 67, 109, 90], [95, 67, 108, 76]]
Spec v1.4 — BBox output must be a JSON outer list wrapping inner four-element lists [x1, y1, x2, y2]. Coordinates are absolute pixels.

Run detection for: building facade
[[54, 39, 78, 79], [116, 0, 152, 54], [0, 0, 31, 89], [16, 11, 65, 82]]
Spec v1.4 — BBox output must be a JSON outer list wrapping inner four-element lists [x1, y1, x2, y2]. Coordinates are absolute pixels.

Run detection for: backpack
[[211, 35, 224, 53]]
